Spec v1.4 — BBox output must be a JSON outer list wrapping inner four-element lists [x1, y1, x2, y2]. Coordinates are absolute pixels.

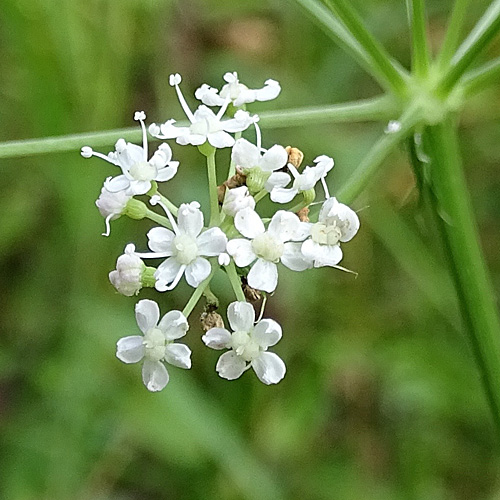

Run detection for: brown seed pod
[[286, 146, 304, 169]]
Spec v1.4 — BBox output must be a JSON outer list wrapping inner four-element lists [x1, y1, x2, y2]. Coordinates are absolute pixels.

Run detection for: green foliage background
[[1, 0, 500, 498]]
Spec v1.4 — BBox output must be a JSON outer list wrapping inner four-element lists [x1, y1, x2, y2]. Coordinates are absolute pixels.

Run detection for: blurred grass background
[[1, 0, 500, 498]]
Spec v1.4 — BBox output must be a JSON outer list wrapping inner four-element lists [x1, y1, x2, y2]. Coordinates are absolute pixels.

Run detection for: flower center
[[173, 233, 199, 265], [129, 161, 157, 181], [251, 232, 284, 262], [231, 330, 261, 362], [143, 327, 166, 362], [311, 222, 342, 246]]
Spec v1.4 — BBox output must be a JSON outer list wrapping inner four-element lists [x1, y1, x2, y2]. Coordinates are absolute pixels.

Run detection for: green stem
[[207, 151, 220, 227], [294, 0, 409, 95], [435, 0, 470, 69], [0, 97, 398, 160], [225, 262, 246, 302], [144, 209, 172, 229], [182, 265, 217, 318], [437, 0, 500, 96], [461, 56, 500, 96], [322, 0, 409, 96], [406, 0, 430, 79], [425, 117, 500, 433], [337, 103, 422, 204], [254, 189, 268, 203], [157, 193, 178, 217]]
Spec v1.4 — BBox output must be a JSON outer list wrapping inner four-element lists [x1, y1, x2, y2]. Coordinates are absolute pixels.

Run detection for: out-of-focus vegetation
[[1, 0, 500, 499]]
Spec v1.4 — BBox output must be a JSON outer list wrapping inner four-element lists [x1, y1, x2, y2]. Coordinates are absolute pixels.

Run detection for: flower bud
[[109, 249, 146, 296], [222, 186, 256, 217], [124, 199, 148, 220]]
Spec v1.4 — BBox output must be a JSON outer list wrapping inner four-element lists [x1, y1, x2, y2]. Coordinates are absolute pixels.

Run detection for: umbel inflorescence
[[81, 72, 360, 391]]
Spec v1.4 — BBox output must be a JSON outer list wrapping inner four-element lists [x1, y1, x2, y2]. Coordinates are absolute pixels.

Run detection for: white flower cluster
[[81, 72, 360, 391]]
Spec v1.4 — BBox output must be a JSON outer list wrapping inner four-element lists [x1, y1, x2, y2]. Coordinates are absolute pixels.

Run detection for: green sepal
[[198, 142, 216, 157], [302, 188, 316, 206], [246, 168, 270, 194], [141, 267, 157, 288]]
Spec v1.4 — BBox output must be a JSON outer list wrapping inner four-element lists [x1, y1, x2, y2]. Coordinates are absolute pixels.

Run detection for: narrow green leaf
[[406, 0, 431, 78], [461, 56, 500, 95]]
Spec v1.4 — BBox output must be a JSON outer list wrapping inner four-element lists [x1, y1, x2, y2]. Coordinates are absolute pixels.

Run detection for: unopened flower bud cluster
[[81, 72, 360, 391]]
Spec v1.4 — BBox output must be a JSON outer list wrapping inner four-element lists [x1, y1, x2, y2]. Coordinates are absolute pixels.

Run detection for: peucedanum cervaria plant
[[81, 72, 360, 391]]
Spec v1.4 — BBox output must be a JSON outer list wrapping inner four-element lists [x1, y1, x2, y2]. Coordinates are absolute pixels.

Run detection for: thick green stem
[[226, 262, 247, 302], [337, 103, 422, 204], [182, 265, 217, 318], [406, 0, 430, 79], [322, 0, 409, 96], [437, 0, 500, 95], [461, 56, 500, 96], [207, 151, 220, 227], [436, 0, 470, 69], [0, 97, 398, 160], [425, 118, 500, 433], [144, 209, 172, 229], [157, 193, 178, 217]]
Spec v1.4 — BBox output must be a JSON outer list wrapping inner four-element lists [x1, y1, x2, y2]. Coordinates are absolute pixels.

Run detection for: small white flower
[[222, 186, 256, 217], [95, 183, 132, 236], [231, 137, 288, 175], [134, 198, 228, 291], [82, 111, 179, 196], [266, 155, 334, 204], [116, 299, 191, 392], [149, 74, 256, 149], [202, 301, 286, 384], [226, 207, 311, 293], [109, 244, 147, 297], [195, 72, 281, 108], [301, 197, 360, 268]]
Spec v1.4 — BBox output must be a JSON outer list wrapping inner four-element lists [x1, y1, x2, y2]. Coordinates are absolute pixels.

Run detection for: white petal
[[231, 138, 260, 168], [265, 171, 291, 190], [223, 111, 254, 133], [104, 175, 130, 193], [247, 259, 278, 293], [226, 239, 257, 267], [128, 180, 152, 196], [149, 149, 168, 169], [282, 242, 313, 271], [268, 210, 300, 242], [260, 144, 287, 172], [252, 352, 286, 385], [116, 336, 145, 363], [294, 221, 312, 242], [301, 239, 343, 268], [142, 359, 169, 392], [313, 155, 334, 174], [195, 83, 225, 106], [216, 351, 247, 380], [155, 163, 179, 182], [252, 319, 282, 348], [177, 202, 204, 238], [147, 227, 175, 253], [185, 257, 211, 287], [234, 207, 265, 239], [227, 301, 255, 332], [233, 88, 257, 107], [158, 310, 189, 340], [202, 328, 232, 349], [164, 343, 192, 369], [155, 258, 183, 289], [270, 187, 298, 204], [196, 227, 228, 256], [207, 131, 235, 149], [180, 133, 207, 146], [158, 120, 186, 139], [135, 299, 160, 334], [254, 79, 281, 102]]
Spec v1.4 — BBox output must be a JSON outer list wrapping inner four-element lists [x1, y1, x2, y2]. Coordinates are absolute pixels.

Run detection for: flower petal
[[155, 258, 183, 290], [268, 210, 301, 242], [207, 131, 235, 149], [247, 259, 278, 293], [196, 227, 228, 256], [252, 352, 286, 385], [155, 163, 179, 182], [202, 328, 232, 349], [252, 319, 282, 348], [116, 336, 145, 363], [270, 187, 298, 204], [177, 202, 204, 238], [301, 239, 343, 268], [128, 180, 152, 196], [254, 79, 281, 102], [147, 227, 175, 253], [135, 299, 160, 334], [216, 351, 247, 380], [260, 144, 287, 172], [104, 175, 131, 193], [142, 359, 169, 392], [228, 301, 255, 332], [281, 242, 313, 271], [164, 343, 192, 369], [234, 207, 265, 239], [226, 239, 256, 267], [158, 310, 189, 340], [185, 257, 211, 287], [265, 171, 291, 190], [231, 138, 260, 168]]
